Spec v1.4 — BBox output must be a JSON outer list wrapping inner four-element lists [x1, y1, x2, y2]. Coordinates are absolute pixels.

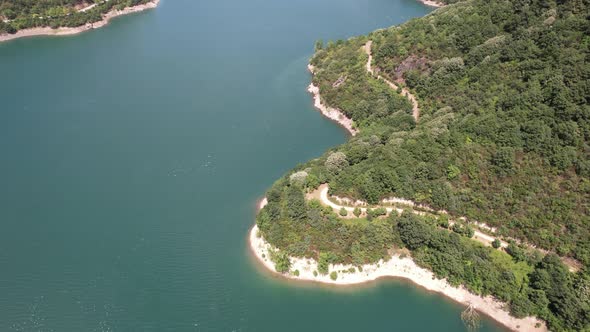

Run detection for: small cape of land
[[0, 0, 159, 43], [250, 223, 545, 332]]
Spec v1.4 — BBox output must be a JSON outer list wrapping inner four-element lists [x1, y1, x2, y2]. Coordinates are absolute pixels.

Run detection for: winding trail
[[364, 41, 421, 122], [308, 184, 506, 248], [307, 184, 581, 272]]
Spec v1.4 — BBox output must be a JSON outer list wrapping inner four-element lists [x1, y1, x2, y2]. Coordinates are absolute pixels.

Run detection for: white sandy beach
[[249, 222, 546, 332], [0, 0, 160, 43], [419, 0, 446, 7]]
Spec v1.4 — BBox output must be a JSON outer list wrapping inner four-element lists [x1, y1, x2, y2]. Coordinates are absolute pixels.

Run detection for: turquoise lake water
[[0, 0, 505, 331]]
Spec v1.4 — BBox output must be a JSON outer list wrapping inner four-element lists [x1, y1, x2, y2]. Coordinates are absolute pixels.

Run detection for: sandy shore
[[0, 0, 160, 43], [249, 224, 546, 332], [418, 0, 446, 7], [307, 65, 358, 136], [253, 198, 545, 331]]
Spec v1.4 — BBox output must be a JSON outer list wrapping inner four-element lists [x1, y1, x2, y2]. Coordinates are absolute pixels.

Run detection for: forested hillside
[[311, 0, 590, 266], [257, 0, 590, 330], [0, 0, 152, 33]]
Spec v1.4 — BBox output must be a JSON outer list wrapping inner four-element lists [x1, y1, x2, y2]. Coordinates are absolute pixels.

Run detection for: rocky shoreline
[[307, 64, 358, 136]]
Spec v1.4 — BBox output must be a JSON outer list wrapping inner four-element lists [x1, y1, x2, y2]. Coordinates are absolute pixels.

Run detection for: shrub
[[438, 215, 450, 228], [492, 239, 502, 249], [353, 207, 362, 217], [270, 250, 291, 273], [339, 207, 348, 216], [330, 271, 338, 280], [318, 253, 330, 275], [451, 223, 474, 238], [292, 269, 300, 277], [447, 164, 461, 180], [367, 207, 387, 220]]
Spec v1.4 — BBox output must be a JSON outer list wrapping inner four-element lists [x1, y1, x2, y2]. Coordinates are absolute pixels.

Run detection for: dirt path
[[309, 184, 504, 248], [364, 40, 420, 122], [306, 184, 581, 271]]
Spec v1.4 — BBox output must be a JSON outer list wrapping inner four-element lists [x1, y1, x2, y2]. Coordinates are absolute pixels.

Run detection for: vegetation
[[339, 207, 348, 216], [270, 250, 291, 274], [310, 0, 590, 267], [353, 207, 362, 217], [492, 239, 502, 249], [257, 0, 590, 330], [0, 0, 153, 34]]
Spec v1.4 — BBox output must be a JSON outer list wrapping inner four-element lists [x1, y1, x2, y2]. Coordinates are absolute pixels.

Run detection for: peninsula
[[253, 0, 590, 331], [0, 0, 159, 42]]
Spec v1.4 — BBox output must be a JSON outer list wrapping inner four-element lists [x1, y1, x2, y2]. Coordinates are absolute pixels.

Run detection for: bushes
[[330, 271, 338, 280], [339, 207, 348, 216], [366, 207, 387, 221], [451, 223, 474, 238], [270, 250, 291, 274], [353, 207, 361, 217], [492, 239, 501, 249], [318, 252, 334, 275]]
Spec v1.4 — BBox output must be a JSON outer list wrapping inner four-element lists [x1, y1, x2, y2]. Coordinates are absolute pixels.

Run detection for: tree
[[339, 207, 348, 216], [314, 40, 324, 51], [318, 252, 331, 275], [289, 171, 308, 187], [325, 152, 348, 174], [447, 164, 461, 180], [438, 215, 450, 229], [270, 250, 291, 273], [353, 207, 362, 217], [492, 147, 515, 177], [492, 239, 502, 249], [367, 207, 387, 221], [398, 213, 432, 250], [286, 185, 306, 221]]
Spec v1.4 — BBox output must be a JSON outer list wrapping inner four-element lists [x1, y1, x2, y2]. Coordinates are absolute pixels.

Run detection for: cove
[[0, 0, 504, 331]]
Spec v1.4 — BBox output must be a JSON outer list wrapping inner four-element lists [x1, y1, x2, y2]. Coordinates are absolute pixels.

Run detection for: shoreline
[[251, 200, 545, 332], [0, 0, 160, 43], [307, 65, 358, 136], [417, 0, 445, 7]]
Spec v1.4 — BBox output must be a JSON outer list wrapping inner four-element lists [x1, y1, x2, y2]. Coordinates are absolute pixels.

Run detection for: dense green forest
[[0, 0, 152, 34], [257, 0, 590, 330]]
